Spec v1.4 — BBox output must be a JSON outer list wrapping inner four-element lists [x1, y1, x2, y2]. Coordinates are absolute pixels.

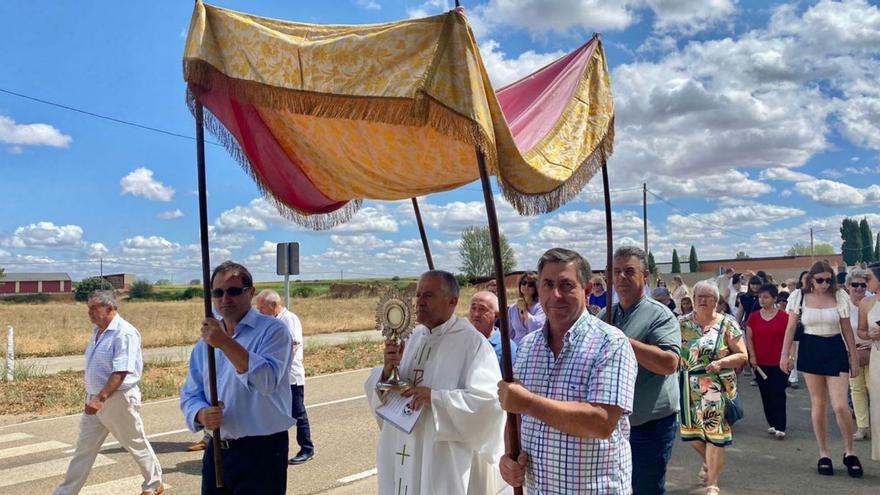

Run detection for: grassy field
[[0, 286, 498, 357], [0, 340, 383, 417]]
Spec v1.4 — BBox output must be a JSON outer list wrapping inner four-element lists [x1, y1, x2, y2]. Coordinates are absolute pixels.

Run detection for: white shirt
[[84, 314, 143, 395], [364, 315, 505, 495], [277, 308, 305, 385]]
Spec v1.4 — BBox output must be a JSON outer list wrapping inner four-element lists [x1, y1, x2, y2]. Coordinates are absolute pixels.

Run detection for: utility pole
[[810, 227, 815, 265], [643, 183, 648, 255], [100, 257, 103, 278]]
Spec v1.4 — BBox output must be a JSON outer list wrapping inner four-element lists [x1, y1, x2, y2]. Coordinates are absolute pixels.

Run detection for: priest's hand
[[381, 340, 405, 380], [497, 380, 533, 415], [500, 451, 527, 487], [401, 386, 431, 411]]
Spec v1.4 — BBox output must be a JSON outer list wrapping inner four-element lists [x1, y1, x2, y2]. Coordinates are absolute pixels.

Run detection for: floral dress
[[678, 313, 743, 446]]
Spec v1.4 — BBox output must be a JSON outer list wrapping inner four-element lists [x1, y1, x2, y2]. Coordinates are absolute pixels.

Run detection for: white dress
[[364, 316, 506, 495]]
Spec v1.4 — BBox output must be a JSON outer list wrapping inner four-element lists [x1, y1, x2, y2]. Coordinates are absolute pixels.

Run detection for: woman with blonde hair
[[679, 280, 748, 494], [507, 271, 545, 345], [780, 261, 863, 478], [672, 274, 690, 311], [856, 262, 880, 460], [846, 268, 872, 441]]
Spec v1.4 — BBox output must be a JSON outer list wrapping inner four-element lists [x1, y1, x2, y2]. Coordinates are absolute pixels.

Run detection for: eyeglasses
[[211, 286, 250, 298], [813, 277, 832, 285], [850, 282, 867, 289]]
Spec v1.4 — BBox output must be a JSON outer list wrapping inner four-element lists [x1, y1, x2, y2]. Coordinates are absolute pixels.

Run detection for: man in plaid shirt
[[498, 248, 637, 494]]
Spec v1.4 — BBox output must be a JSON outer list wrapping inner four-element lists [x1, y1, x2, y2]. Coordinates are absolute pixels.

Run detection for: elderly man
[[54, 291, 163, 495], [498, 248, 638, 494], [468, 290, 517, 369], [180, 261, 294, 494], [364, 270, 505, 495], [600, 246, 681, 495], [255, 289, 314, 465]]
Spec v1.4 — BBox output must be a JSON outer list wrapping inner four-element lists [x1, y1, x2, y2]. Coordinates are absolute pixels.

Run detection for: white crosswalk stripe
[[0, 440, 69, 460], [79, 475, 172, 495], [0, 454, 115, 488], [0, 432, 33, 444]]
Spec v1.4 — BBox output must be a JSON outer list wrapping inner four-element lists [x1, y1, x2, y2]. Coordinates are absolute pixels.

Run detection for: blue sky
[[1, 0, 879, 283]]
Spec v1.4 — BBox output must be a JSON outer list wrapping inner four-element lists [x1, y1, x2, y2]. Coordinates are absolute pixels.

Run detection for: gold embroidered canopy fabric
[[183, 1, 614, 228]]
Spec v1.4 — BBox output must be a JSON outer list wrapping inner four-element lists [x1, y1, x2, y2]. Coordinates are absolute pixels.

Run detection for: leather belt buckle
[[219, 439, 231, 450]]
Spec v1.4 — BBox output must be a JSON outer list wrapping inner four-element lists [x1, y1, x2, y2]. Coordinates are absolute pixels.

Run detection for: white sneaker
[[775, 430, 786, 440], [767, 427, 777, 435], [853, 428, 869, 441]]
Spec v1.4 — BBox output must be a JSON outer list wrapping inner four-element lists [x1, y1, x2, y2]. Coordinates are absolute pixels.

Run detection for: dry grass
[[0, 287, 498, 358], [0, 341, 383, 417]]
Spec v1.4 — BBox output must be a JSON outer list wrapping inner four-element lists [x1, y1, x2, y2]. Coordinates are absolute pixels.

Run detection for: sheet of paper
[[375, 391, 423, 434]]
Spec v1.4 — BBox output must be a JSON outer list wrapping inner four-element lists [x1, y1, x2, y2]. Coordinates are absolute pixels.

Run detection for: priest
[[365, 270, 505, 495]]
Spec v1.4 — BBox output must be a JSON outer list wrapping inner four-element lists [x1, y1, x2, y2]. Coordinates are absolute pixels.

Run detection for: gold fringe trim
[[499, 115, 615, 216], [185, 89, 362, 231], [183, 59, 499, 172]]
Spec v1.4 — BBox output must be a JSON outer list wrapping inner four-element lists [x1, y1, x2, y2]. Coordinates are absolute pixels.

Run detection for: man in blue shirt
[[180, 261, 294, 494], [468, 290, 517, 370]]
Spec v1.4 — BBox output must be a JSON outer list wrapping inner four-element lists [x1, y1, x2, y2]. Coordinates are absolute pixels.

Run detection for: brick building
[[0, 272, 73, 295]]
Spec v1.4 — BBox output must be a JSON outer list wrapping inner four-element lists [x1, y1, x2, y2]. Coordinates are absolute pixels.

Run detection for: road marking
[[64, 428, 190, 454], [307, 395, 366, 409], [308, 367, 372, 380], [0, 432, 33, 444], [0, 440, 69, 460], [0, 397, 180, 430], [337, 467, 377, 484], [0, 454, 114, 488], [80, 475, 171, 495]]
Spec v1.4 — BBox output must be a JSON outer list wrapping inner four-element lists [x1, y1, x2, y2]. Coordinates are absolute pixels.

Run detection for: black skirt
[[797, 333, 850, 376]]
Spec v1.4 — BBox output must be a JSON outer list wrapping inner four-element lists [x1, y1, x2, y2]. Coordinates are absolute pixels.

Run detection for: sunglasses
[[850, 282, 867, 289], [520, 281, 536, 288], [812, 277, 832, 285], [210, 286, 250, 298]]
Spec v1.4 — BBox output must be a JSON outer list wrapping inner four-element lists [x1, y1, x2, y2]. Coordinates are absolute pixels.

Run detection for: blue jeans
[[630, 413, 677, 495], [291, 385, 314, 453]]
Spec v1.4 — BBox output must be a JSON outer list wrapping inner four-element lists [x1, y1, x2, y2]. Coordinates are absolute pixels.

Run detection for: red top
[[747, 310, 789, 367]]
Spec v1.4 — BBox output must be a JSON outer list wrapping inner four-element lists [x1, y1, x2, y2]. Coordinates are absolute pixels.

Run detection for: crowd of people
[[52, 253, 880, 494]]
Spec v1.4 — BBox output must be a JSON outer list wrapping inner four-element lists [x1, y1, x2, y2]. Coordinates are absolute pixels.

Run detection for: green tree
[[875, 233, 880, 261], [189, 279, 201, 286], [859, 217, 874, 262], [458, 226, 516, 279], [786, 242, 835, 256], [154, 278, 172, 286], [840, 217, 862, 266], [0, 267, 4, 280], [128, 279, 154, 299], [647, 251, 657, 275], [74, 277, 114, 301], [735, 251, 750, 259], [671, 249, 681, 273], [689, 245, 700, 272]]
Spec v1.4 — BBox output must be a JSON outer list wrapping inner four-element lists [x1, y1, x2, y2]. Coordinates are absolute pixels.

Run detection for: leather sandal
[[817, 457, 834, 476], [842, 454, 863, 478]]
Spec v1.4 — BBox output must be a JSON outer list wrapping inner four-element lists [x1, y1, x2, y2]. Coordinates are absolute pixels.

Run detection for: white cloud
[[479, 40, 566, 88], [329, 205, 398, 234], [795, 179, 880, 207], [759, 168, 814, 182], [121, 235, 181, 255], [476, 0, 642, 35], [665, 204, 805, 239], [6, 221, 83, 248], [214, 203, 271, 233], [157, 209, 184, 220], [355, 0, 381, 10], [0, 115, 72, 148], [416, 195, 530, 237], [579, 170, 770, 205], [87, 242, 109, 256], [647, 0, 736, 34], [120, 168, 175, 202], [214, 198, 397, 235]]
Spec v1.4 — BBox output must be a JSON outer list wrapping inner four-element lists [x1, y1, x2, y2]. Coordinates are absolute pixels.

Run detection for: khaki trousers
[[53, 387, 162, 494], [850, 363, 871, 429]]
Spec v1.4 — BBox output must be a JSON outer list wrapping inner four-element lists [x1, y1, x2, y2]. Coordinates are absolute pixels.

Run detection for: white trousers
[[53, 387, 162, 494]]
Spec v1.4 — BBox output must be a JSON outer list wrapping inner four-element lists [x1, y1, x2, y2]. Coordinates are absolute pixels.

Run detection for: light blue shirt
[[84, 314, 143, 395], [180, 308, 294, 440], [487, 327, 517, 371]]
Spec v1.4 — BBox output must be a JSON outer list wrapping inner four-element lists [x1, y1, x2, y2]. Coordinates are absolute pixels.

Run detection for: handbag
[[710, 323, 744, 425], [793, 290, 805, 342]]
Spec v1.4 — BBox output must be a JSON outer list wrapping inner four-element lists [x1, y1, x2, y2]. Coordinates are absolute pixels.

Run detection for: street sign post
[[276, 242, 300, 308]]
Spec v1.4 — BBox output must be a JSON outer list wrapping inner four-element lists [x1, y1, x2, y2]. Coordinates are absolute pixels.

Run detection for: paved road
[[0, 368, 877, 494], [16, 329, 382, 376]]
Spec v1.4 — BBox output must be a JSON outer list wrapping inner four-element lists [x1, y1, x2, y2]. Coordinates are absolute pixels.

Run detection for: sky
[[1, 0, 879, 283]]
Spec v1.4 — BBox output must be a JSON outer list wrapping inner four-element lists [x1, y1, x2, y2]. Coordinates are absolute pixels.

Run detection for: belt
[[213, 431, 285, 450]]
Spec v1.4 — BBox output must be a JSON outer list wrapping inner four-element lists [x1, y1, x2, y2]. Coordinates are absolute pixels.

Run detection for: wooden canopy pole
[[194, 101, 225, 487], [411, 198, 435, 269], [601, 163, 614, 325], [475, 149, 522, 495]]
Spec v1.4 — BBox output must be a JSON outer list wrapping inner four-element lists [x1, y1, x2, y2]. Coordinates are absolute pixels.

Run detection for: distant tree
[[875, 233, 880, 261], [458, 226, 516, 279], [647, 251, 657, 275], [154, 279, 172, 286], [735, 251, 750, 259], [840, 217, 862, 266], [454, 273, 470, 288], [189, 279, 201, 286], [129, 279, 154, 299], [786, 242, 834, 256], [859, 217, 874, 262], [74, 277, 114, 302], [671, 249, 681, 273], [689, 245, 700, 272], [0, 267, 4, 281]]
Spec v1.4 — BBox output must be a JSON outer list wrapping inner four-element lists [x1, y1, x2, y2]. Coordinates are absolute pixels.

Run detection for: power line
[[0, 87, 222, 147]]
